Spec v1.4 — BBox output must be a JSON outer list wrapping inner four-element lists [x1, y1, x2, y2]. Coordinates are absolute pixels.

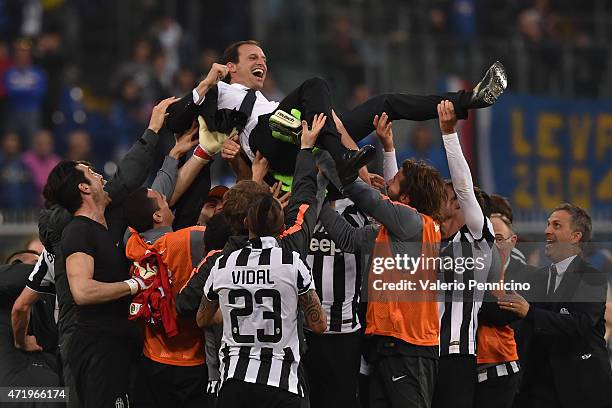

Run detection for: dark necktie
[[547, 264, 558, 295], [239, 89, 257, 116]]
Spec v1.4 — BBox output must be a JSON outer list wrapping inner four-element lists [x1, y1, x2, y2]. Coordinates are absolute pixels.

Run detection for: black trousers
[[518, 376, 563, 408], [250, 77, 347, 175], [68, 331, 131, 408], [217, 379, 301, 408], [58, 328, 80, 408], [250, 77, 474, 175], [368, 339, 438, 408], [369, 354, 437, 408], [474, 372, 520, 408], [303, 331, 361, 408], [431, 354, 477, 408], [133, 356, 208, 408]]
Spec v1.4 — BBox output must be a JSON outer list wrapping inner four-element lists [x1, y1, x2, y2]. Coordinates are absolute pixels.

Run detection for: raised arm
[[318, 203, 378, 253], [374, 112, 399, 182], [333, 110, 370, 184], [166, 63, 228, 134], [152, 122, 199, 199], [279, 115, 326, 258], [344, 180, 422, 241], [150, 155, 179, 198], [105, 97, 179, 205], [438, 100, 484, 238], [169, 155, 211, 206]]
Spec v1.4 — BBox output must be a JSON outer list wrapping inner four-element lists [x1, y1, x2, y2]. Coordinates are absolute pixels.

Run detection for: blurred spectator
[[171, 67, 196, 97], [429, 1, 451, 36], [197, 48, 221, 74], [65, 129, 96, 167], [35, 30, 67, 129], [397, 125, 450, 178], [517, 0, 563, 94], [0, 41, 10, 133], [347, 84, 372, 111], [0, 132, 36, 208], [110, 78, 151, 159], [20, 0, 42, 38], [452, 0, 476, 41], [3, 38, 46, 146], [21, 129, 60, 198], [153, 16, 194, 84], [517, 9, 543, 43], [151, 51, 172, 95], [320, 13, 366, 108], [0, 2, 23, 43], [112, 39, 161, 103]]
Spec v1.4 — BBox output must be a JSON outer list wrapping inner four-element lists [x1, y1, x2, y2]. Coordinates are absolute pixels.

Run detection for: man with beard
[[317, 156, 446, 408]]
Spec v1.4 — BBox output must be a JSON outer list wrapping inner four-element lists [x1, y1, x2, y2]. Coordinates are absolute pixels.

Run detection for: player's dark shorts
[[68, 330, 131, 408], [368, 336, 438, 408], [133, 357, 208, 408], [217, 379, 301, 408], [303, 330, 361, 408], [432, 354, 477, 408]]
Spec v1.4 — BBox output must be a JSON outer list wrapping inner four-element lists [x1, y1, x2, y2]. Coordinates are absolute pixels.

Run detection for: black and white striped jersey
[[204, 236, 313, 396], [306, 204, 368, 333], [27, 249, 56, 294], [438, 216, 497, 356]]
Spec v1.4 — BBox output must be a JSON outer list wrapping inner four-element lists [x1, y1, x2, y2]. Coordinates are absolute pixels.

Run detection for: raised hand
[[221, 134, 241, 161], [202, 63, 229, 87], [373, 112, 394, 152], [148, 96, 180, 133], [301, 113, 327, 149], [437, 100, 458, 135], [369, 173, 386, 190], [270, 182, 291, 209], [252, 151, 270, 184], [169, 121, 199, 159]]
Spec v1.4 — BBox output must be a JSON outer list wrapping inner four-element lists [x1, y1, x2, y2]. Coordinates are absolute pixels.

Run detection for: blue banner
[[479, 93, 612, 212]]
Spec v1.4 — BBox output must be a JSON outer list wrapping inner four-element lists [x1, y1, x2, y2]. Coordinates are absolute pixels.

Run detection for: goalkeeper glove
[[125, 260, 157, 295], [194, 116, 236, 161]]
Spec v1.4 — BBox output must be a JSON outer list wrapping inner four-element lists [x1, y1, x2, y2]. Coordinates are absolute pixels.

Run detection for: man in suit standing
[[498, 203, 612, 408]]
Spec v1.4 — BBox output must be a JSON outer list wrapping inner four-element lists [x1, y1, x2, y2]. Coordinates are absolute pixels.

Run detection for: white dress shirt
[[548, 254, 577, 293], [193, 81, 280, 161]]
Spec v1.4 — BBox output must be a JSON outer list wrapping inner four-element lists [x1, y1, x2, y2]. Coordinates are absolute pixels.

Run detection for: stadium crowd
[[1, 36, 611, 408]]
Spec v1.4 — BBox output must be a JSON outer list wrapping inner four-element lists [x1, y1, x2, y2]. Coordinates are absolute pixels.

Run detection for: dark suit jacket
[[505, 257, 542, 366], [519, 256, 612, 408]]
